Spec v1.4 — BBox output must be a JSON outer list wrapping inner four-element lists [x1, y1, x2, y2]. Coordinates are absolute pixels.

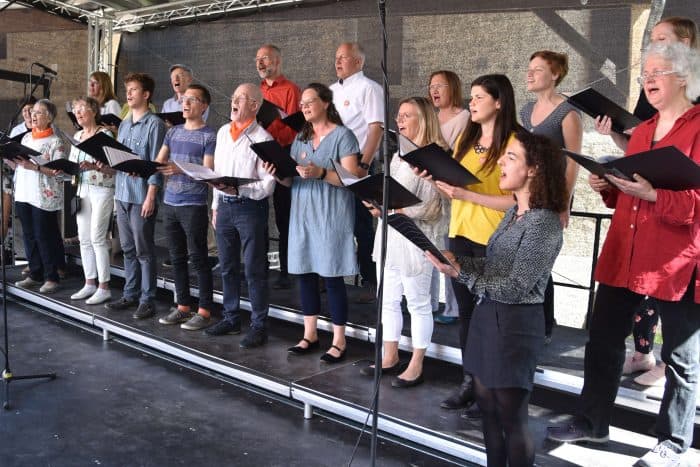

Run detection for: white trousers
[[381, 263, 434, 349], [76, 185, 113, 283]]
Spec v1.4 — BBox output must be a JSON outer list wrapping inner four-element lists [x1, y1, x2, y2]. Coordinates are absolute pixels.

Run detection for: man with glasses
[[205, 83, 275, 349], [256, 44, 301, 290], [330, 42, 384, 303], [155, 84, 217, 331]]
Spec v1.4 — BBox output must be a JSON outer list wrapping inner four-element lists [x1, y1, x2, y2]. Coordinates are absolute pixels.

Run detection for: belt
[[220, 195, 245, 204]]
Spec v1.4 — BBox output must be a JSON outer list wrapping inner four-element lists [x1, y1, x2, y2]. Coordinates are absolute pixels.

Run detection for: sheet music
[[173, 160, 222, 180], [104, 146, 138, 166]]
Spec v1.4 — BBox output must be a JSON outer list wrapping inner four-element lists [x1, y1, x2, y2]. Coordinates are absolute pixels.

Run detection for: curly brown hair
[[514, 128, 568, 212]]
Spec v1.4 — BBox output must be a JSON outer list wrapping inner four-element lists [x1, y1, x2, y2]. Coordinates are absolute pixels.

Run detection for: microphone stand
[[2, 68, 57, 410], [370, 0, 390, 465]]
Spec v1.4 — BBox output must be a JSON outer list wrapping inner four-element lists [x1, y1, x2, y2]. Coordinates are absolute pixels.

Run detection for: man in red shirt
[[256, 44, 301, 290]]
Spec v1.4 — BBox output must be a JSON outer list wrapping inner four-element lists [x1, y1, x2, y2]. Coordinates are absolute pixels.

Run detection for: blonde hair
[[398, 97, 449, 150]]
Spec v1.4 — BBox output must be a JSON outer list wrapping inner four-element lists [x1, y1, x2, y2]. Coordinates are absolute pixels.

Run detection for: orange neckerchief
[[31, 127, 54, 139], [229, 118, 254, 141]]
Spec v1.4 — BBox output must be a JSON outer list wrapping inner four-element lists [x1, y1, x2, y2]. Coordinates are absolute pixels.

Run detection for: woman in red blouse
[[548, 42, 700, 466]]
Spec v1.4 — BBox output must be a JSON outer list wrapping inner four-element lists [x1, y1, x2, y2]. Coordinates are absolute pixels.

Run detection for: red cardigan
[[594, 105, 700, 303]]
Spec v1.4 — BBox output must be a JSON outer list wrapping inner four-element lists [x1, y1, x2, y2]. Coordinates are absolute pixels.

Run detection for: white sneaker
[[71, 284, 97, 300], [622, 352, 656, 375], [634, 363, 667, 387], [634, 440, 682, 467], [85, 288, 112, 305]]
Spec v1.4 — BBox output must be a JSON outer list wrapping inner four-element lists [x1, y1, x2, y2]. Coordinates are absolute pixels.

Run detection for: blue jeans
[[580, 282, 699, 451], [162, 204, 213, 311], [298, 273, 348, 325], [215, 197, 269, 330], [116, 200, 157, 304], [15, 201, 65, 282]]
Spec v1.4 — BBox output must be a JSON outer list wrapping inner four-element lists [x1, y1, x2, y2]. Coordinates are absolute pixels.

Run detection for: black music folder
[[332, 160, 422, 210], [29, 156, 80, 176], [249, 140, 298, 179], [401, 143, 480, 187], [66, 110, 82, 130], [103, 147, 163, 178], [566, 87, 642, 133], [386, 213, 453, 266], [99, 113, 122, 127], [156, 111, 185, 126], [281, 111, 305, 133], [256, 99, 285, 129], [0, 138, 41, 160], [10, 130, 29, 143], [64, 131, 133, 165], [564, 146, 700, 190], [173, 160, 258, 188]]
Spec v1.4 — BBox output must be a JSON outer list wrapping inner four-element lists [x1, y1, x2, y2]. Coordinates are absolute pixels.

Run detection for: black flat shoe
[[391, 374, 424, 388], [320, 345, 346, 364], [287, 338, 319, 354], [359, 361, 403, 377]]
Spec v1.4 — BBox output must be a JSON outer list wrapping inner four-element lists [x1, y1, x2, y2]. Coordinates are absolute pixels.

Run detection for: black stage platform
[[6, 263, 699, 465]]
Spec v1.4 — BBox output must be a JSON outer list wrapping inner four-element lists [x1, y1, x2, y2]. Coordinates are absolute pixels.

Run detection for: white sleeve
[[362, 81, 385, 125]]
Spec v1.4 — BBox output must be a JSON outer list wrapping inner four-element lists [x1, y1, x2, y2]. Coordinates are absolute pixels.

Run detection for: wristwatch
[[358, 161, 370, 170]]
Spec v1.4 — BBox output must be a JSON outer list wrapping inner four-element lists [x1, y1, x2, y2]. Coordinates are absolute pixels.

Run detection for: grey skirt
[[463, 297, 544, 391]]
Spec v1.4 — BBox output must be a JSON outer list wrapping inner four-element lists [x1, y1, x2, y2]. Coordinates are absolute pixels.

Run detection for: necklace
[[474, 142, 489, 154]]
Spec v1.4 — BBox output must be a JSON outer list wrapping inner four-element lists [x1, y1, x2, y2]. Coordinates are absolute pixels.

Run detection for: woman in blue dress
[[264, 82, 361, 363]]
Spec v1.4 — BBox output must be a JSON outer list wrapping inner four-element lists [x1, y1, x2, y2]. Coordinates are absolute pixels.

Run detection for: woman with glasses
[[548, 42, 700, 466], [12, 99, 67, 294], [67, 97, 116, 305], [359, 97, 449, 387], [419, 74, 520, 414], [265, 82, 361, 363], [428, 70, 469, 326], [520, 50, 583, 344]]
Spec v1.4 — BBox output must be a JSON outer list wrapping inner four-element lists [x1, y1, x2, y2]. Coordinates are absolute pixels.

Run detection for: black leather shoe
[[391, 374, 424, 388], [205, 320, 241, 336], [359, 361, 403, 377], [132, 302, 155, 319], [240, 328, 268, 348], [105, 297, 138, 311], [440, 375, 474, 409], [320, 345, 346, 363], [288, 338, 320, 354], [546, 419, 609, 444], [461, 402, 483, 420]]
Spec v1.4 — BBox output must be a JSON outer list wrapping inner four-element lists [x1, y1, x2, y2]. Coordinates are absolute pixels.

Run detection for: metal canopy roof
[[7, 0, 306, 30]]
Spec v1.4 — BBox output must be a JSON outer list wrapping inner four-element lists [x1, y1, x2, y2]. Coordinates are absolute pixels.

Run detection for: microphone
[[32, 62, 58, 77]]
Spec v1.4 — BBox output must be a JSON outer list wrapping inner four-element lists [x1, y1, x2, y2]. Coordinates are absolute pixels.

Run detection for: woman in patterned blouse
[[12, 99, 68, 294], [428, 129, 567, 467]]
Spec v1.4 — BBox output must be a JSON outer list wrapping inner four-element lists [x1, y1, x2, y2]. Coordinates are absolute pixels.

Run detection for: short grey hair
[[643, 42, 700, 102], [36, 98, 57, 122], [236, 83, 263, 108]]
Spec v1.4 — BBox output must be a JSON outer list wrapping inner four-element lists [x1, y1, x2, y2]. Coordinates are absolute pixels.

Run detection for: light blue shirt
[[115, 111, 166, 204]]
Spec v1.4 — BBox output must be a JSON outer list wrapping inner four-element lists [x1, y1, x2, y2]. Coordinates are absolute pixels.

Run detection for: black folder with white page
[[331, 160, 422, 210], [102, 147, 163, 178], [173, 160, 258, 188], [566, 87, 642, 133], [400, 143, 481, 187], [386, 213, 454, 267], [564, 146, 700, 191], [61, 131, 132, 166]]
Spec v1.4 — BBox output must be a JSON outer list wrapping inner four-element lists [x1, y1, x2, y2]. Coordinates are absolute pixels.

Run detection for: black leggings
[[474, 377, 534, 467]]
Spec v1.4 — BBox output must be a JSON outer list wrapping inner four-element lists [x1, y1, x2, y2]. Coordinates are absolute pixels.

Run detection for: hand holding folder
[[250, 140, 298, 179], [400, 143, 480, 187], [102, 147, 163, 178], [566, 87, 642, 133], [156, 112, 185, 127], [386, 213, 455, 269], [172, 160, 258, 188], [0, 137, 41, 160]]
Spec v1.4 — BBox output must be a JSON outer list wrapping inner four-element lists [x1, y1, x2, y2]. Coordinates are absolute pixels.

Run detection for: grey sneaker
[[159, 307, 194, 325], [39, 281, 60, 294], [180, 314, 211, 331], [133, 302, 155, 320], [15, 276, 41, 288], [634, 440, 682, 467]]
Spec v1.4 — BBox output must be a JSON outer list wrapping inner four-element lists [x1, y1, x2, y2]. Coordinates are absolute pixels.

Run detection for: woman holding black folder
[[358, 96, 449, 387], [421, 74, 519, 414], [428, 129, 567, 466], [547, 42, 700, 466], [12, 99, 67, 294], [67, 97, 116, 305], [264, 82, 361, 363]]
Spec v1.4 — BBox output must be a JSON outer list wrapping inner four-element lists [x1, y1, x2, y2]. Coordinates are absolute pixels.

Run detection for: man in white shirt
[[330, 42, 384, 302], [204, 83, 275, 348]]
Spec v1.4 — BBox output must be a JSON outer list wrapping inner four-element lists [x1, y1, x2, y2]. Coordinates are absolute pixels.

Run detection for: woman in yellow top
[[429, 74, 520, 413]]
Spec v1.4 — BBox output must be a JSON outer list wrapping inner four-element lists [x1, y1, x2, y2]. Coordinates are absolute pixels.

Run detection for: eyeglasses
[[71, 106, 89, 113], [30, 110, 47, 116], [299, 98, 319, 108], [231, 96, 255, 105], [255, 55, 270, 63], [395, 113, 415, 121], [636, 70, 677, 85], [428, 84, 449, 92], [181, 96, 202, 104]]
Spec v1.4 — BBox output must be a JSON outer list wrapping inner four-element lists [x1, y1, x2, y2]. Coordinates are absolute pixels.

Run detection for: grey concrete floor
[[0, 303, 458, 467]]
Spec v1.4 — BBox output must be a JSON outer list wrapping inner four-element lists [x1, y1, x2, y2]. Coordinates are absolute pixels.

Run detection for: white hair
[[643, 42, 700, 102]]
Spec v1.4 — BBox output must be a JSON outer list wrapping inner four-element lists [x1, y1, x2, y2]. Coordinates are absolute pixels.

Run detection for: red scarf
[[229, 119, 254, 141], [31, 127, 54, 139]]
